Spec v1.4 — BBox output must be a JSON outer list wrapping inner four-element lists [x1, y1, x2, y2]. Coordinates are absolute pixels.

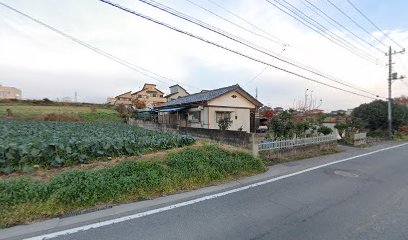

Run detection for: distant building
[[306, 109, 324, 115], [330, 109, 347, 115], [346, 109, 353, 116], [131, 83, 166, 107], [273, 107, 284, 113], [0, 84, 22, 100], [114, 91, 133, 106], [61, 97, 72, 103], [106, 97, 116, 105], [165, 84, 189, 102]]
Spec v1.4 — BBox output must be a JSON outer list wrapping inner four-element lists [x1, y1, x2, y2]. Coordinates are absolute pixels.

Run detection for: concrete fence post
[[251, 133, 259, 157]]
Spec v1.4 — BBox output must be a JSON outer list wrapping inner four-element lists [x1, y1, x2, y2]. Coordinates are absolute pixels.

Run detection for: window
[[152, 94, 157, 97], [216, 112, 231, 122], [190, 111, 201, 122], [138, 95, 142, 98], [160, 94, 163, 97]]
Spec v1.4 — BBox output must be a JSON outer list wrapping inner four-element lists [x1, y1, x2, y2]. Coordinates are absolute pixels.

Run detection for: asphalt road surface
[[41, 144, 408, 240]]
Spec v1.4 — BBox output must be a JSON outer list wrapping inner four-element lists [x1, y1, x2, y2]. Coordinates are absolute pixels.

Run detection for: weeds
[[0, 145, 266, 228]]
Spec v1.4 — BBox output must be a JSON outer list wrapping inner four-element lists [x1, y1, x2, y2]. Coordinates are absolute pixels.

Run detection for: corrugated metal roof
[[157, 107, 187, 112]]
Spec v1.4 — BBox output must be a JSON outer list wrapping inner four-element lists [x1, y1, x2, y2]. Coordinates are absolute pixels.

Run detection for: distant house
[[307, 109, 324, 115], [165, 84, 189, 102], [330, 109, 347, 115], [155, 84, 262, 133], [0, 84, 22, 100], [114, 91, 133, 106], [131, 83, 166, 107], [106, 97, 116, 105], [61, 97, 72, 103], [273, 107, 284, 113]]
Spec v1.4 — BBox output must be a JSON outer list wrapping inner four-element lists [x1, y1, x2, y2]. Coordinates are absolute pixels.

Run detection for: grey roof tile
[[159, 85, 239, 108]]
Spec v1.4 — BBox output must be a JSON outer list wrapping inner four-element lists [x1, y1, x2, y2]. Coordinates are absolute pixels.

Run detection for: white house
[[155, 84, 262, 133]]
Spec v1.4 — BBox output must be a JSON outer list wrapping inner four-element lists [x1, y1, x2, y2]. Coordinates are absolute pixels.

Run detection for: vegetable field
[[0, 120, 194, 171]]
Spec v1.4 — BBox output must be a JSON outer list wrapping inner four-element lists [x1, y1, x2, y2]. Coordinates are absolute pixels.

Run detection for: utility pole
[[386, 46, 405, 140]]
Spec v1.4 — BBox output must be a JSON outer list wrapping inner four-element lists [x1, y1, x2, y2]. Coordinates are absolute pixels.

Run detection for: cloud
[[0, 0, 406, 111]]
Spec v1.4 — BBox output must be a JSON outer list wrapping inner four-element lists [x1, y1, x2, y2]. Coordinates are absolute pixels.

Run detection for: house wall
[[167, 86, 189, 101], [114, 92, 133, 106], [208, 90, 255, 109], [206, 91, 255, 133], [167, 91, 189, 101], [0, 85, 22, 100], [133, 85, 166, 107], [208, 107, 251, 132], [186, 107, 207, 128]]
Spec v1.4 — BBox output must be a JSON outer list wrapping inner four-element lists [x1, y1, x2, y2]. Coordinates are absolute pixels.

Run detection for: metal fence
[[258, 134, 337, 151]]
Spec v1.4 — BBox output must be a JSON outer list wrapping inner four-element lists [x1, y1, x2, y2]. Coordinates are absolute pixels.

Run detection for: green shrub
[[217, 117, 233, 130], [0, 145, 266, 212], [318, 126, 333, 135]]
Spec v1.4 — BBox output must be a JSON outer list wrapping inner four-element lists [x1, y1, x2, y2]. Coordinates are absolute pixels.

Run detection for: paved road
[[43, 144, 408, 239]]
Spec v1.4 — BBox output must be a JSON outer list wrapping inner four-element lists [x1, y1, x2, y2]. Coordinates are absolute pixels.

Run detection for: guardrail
[[258, 134, 337, 151]]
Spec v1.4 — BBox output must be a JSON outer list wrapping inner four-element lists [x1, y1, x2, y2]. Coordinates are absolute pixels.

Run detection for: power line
[[265, 0, 380, 64], [98, 0, 380, 100], [326, 0, 387, 49], [279, 0, 384, 55], [205, 0, 287, 46], [135, 0, 381, 97], [300, 0, 386, 55], [345, 0, 405, 50], [243, 48, 286, 86], [184, 0, 287, 47], [0, 1, 200, 91]]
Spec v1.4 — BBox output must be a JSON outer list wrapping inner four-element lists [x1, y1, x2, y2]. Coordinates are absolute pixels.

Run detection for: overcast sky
[[1, 0, 407, 111]]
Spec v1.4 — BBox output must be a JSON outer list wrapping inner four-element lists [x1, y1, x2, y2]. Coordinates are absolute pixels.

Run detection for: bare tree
[[293, 89, 322, 113]]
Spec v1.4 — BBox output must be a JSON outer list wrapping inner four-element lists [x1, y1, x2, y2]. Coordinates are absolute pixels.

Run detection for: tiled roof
[[159, 85, 239, 108], [158, 84, 262, 108]]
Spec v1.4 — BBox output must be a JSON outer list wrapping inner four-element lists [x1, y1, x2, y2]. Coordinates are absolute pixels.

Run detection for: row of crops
[[0, 120, 195, 171]]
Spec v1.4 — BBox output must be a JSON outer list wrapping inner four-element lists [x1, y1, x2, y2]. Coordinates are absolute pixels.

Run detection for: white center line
[[25, 142, 408, 240]]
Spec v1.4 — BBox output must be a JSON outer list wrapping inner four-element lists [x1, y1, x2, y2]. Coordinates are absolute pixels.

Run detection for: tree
[[132, 99, 147, 109], [352, 100, 408, 131], [294, 121, 310, 138], [334, 123, 347, 139], [115, 104, 130, 122], [218, 117, 233, 130], [259, 105, 272, 114], [318, 126, 333, 135], [394, 95, 408, 105], [268, 111, 295, 140], [262, 110, 274, 119]]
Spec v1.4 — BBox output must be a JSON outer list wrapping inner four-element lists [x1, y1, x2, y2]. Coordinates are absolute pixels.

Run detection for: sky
[[1, 0, 408, 111]]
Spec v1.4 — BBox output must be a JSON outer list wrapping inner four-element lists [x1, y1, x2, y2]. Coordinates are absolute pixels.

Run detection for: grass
[[0, 145, 266, 228], [0, 101, 121, 122]]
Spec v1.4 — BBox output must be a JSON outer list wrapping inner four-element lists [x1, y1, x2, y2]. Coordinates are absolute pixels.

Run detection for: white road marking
[[25, 142, 408, 240]]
